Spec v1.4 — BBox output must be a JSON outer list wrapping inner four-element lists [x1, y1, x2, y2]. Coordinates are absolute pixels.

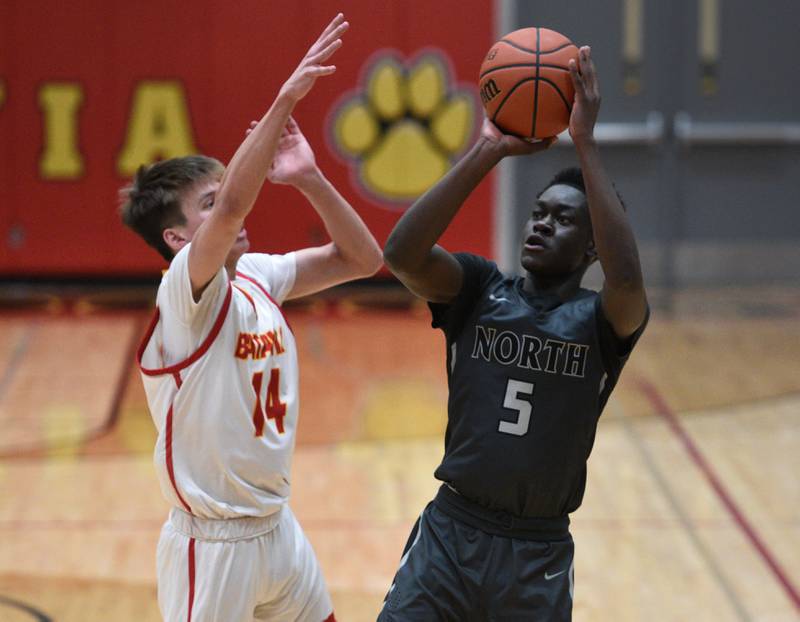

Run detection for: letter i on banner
[[39, 83, 85, 179]]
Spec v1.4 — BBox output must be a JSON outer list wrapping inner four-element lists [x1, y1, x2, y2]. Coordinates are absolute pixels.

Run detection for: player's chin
[[232, 236, 250, 256], [520, 252, 550, 274], [520, 253, 565, 277]]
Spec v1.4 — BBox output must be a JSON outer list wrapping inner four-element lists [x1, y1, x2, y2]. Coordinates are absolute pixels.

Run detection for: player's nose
[[533, 219, 554, 235]]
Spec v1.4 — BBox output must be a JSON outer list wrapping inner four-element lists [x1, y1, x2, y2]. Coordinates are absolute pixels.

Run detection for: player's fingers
[[522, 135, 558, 150], [317, 13, 345, 42], [286, 116, 300, 132], [307, 38, 343, 65], [307, 65, 337, 77], [568, 58, 586, 96], [320, 21, 349, 47], [583, 47, 601, 98], [310, 20, 348, 57], [323, 21, 349, 44], [578, 48, 595, 84], [578, 46, 590, 67], [576, 46, 601, 103], [539, 136, 559, 150]]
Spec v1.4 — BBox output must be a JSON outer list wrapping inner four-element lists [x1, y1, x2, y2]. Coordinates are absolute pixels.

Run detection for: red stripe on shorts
[[187, 537, 196, 622]]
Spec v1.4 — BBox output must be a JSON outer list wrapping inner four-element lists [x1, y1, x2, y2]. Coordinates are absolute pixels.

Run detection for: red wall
[[0, 1, 494, 277]]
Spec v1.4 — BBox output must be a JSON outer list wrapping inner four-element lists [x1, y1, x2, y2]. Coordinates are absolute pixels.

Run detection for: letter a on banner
[[117, 81, 198, 176]]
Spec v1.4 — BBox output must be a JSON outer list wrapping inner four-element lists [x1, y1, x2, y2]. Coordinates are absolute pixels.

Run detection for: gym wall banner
[[0, 1, 492, 276]]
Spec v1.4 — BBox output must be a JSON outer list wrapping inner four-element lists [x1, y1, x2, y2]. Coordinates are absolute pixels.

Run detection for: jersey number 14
[[499, 378, 534, 436], [251, 369, 286, 436]]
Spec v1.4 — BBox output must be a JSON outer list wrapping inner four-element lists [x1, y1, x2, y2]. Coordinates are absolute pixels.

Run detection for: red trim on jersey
[[322, 613, 337, 622], [235, 271, 293, 334], [233, 283, 258, 316], [187, 537, 196, 622], [165, 405, 192, 514], [137, 283, 233, 376]]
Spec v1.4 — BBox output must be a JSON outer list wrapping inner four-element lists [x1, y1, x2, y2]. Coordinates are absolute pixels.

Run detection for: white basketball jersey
[[137, 245, 299, 519]]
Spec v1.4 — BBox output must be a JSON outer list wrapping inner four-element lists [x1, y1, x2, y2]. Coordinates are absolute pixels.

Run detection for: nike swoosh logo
[[544, 570, 565, 580], [489, 294, 510, 303]]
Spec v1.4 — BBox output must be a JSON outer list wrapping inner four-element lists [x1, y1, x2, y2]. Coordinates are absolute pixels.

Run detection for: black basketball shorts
[[377, 489, 574, 622]]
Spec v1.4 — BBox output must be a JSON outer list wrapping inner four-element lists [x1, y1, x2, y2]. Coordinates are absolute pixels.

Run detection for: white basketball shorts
[[157, 505, 334, 622]]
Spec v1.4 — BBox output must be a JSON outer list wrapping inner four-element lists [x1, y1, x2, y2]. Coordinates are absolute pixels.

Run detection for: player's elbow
[[358, 241, 384, 277], [382, 244, 399, 272], [339, 241, 382, 280], [383, 238, 417, 276]]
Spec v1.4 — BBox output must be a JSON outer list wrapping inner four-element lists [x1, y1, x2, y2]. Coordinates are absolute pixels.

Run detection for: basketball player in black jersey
[[378, 46, 648, 621]]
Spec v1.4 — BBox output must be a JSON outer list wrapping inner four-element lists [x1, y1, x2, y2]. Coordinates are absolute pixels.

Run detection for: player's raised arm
[[186, 13, 349, 298], [244, 116, 382, 298], [568, 46, 647, 338], [383, 119, 555, 303]]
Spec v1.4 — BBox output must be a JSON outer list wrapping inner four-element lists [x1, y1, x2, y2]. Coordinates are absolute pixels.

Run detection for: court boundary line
[[0, 594, 52, 621], [0, 313, 147, 461], [0, 323, 34, 408], [620, 416, 751, 620], [637, 378, 800, 614], [629, 387, 800, 421]]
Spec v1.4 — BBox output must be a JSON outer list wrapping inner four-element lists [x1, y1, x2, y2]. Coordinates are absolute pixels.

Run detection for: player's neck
[[521, 269, 583, 301], [225, 258, 240, 282]]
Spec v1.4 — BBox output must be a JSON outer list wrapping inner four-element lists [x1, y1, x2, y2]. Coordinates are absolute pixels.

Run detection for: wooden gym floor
[[0, 285, 798, 621]]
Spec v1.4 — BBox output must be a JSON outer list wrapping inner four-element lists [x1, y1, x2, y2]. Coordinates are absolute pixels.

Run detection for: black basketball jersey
[[429, 253, 647, 518]]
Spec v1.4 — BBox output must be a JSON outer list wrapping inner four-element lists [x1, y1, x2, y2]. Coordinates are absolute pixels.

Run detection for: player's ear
[[163, 227, 188, 254], [585, 239, 598, 264]]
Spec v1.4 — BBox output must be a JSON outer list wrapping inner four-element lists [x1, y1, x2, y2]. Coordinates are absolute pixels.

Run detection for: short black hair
[[537, 166, 626, 211], [538, 167, 585, 199]]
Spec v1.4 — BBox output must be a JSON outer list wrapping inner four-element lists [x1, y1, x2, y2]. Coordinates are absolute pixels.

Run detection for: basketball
[[479, 27, 579, 138]]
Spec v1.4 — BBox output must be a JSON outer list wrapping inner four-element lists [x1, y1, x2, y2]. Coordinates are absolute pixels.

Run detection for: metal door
[[496, 0, 800, 294]]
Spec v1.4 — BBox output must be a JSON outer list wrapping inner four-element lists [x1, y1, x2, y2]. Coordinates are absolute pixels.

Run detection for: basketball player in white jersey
[[119, 14, 381, 621]]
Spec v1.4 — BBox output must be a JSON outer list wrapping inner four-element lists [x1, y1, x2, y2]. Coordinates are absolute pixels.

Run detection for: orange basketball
[[479, 27, 579, 138]]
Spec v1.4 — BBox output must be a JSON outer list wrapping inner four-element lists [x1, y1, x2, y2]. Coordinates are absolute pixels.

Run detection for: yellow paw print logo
[[329, 51, 477, 205]]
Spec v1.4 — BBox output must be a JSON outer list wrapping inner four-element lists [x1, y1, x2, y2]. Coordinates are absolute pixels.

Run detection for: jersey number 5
[[499, 378, 534, 436], [251, 369, 286, 436]]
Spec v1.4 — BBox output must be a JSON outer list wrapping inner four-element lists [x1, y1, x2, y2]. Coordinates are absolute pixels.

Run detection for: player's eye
[[557, 216, 572, 225]]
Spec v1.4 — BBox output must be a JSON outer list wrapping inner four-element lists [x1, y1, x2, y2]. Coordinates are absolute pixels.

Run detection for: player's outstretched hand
[[266, 117, 318, 187], [279, 13, 349, 103], [246, 117, 317, 186], [480, 117, 557, 157], [568, 46, 601, 143]]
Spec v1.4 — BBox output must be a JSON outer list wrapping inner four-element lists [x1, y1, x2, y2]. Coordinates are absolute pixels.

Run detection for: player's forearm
[[215, 93, 296, 220], [296, 171, 382, 276], [384, 137, 501, 273], [574, 138, 644, 291]]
